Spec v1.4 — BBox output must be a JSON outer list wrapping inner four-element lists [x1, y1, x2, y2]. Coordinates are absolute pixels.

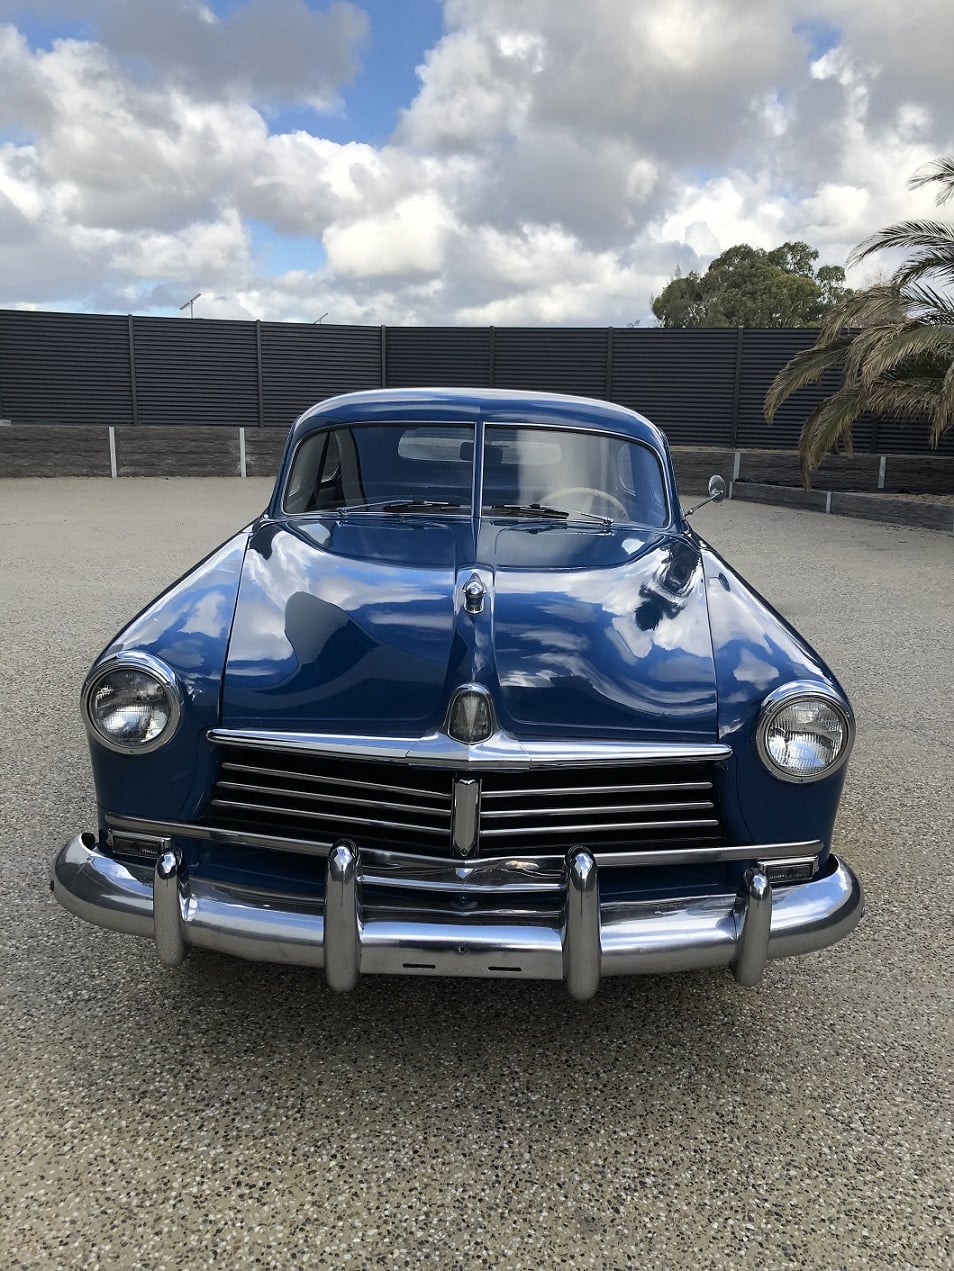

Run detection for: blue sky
[[1, 0, 952, 325], [269, 0, 444, 145]]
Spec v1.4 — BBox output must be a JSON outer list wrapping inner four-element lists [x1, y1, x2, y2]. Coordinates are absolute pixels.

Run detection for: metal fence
[[1, 308, 950, 455]]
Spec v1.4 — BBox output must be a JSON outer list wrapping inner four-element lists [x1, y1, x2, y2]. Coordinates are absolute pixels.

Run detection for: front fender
[[86, 530, 250, 822], [700, 545, 851, 850]]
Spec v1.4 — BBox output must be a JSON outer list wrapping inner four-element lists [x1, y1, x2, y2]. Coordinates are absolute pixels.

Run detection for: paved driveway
[[1, 479, 951, 1269]]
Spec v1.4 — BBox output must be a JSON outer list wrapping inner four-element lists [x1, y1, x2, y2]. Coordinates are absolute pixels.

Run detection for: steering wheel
[[544, 486, 629, 518]]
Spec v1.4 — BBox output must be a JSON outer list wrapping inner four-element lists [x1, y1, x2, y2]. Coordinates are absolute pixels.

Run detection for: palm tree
[[764, 157, 954, 485]]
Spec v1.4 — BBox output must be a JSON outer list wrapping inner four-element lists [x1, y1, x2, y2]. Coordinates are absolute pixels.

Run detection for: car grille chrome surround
[[205, 742, 727, 857]]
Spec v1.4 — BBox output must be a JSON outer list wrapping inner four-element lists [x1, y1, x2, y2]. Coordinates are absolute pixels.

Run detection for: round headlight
[[83, 656, 182, 754], [756, 685, 853, 783]]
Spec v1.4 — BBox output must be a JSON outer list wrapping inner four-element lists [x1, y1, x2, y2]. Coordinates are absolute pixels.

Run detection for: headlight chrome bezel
[[82, 652, 183, 755], [755, 681, 855, 784]]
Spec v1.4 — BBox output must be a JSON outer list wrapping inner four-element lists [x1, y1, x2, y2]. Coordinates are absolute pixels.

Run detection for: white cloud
[[0, 0, 953, 323]]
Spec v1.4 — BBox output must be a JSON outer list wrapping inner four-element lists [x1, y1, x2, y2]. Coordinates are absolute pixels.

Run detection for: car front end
[[52, 390, 863, 997]]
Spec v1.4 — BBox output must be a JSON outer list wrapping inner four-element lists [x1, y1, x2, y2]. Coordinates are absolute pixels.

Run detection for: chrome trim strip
[[480, 799, 714, 819], [51, 835, 864, 989], [105, 816, 822, 880], [207, 728, 732, 769], [216, 780, 451, 819], [221, 761, 452, 803], [483, 780, 713, 798], [209, 799, 449, 837], [107, 814, 334, 857], [481, 816, 720, 837]]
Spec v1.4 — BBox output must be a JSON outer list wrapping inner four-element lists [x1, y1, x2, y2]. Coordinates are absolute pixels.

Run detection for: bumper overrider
[[52, 832, 863, 998]]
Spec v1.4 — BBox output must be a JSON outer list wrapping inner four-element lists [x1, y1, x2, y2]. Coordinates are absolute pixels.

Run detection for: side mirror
[[686, 474, 727, 517]]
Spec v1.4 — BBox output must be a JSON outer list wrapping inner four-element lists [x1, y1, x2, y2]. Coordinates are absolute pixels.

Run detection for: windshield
[[481, 425, 668, 527], [282, 420, 668, 526], [284, 423, 475, 514]]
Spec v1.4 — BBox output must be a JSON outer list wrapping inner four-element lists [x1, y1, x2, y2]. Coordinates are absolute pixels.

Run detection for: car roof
[[291, 388, 666, 449]]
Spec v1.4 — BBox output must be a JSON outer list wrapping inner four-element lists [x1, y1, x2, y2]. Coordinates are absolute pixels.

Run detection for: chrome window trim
[[82, 651, 184, 756], [206, 727, 732, 769], [755, 681, 855, 784]]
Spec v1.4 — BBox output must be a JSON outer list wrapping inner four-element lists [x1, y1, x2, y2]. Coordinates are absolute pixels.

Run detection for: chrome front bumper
[[51, 834, 863, 999]]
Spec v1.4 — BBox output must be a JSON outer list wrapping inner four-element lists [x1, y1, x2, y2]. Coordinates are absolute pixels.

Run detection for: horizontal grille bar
[[483, 780, 713, 799], [221, 760, 452, 803], [211, 798, 449, 839], [481, 818, 720, 838], [217, 780, 450, 820], [481, 800, 714, 820]]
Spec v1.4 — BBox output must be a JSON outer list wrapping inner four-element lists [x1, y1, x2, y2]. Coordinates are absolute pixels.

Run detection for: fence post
[[127, 314, 138, 426], [729, 325, 744, 447], [604, 327, 614, 402], [255, 320, 265, 428], [488, 326, 495, 387]]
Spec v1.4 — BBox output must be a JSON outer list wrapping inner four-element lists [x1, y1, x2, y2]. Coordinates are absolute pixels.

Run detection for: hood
[[220, 516, 718, 740]]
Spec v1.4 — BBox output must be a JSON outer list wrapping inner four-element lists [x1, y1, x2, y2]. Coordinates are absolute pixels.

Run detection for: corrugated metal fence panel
[[734, 328, 869, 450], [1, 308, 952, 457], [385, 327, 491, 387], [877, 413, 954, 455], [610, 329, 737, 446], [494, 328, 608, 398], [0, 310, 132, 425], [133, 317, 259, 427], [261, 322, 381, 426]]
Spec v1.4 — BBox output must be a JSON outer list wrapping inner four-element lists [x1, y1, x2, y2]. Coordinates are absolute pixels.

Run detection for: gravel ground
[[1, 479, 951, 1270]]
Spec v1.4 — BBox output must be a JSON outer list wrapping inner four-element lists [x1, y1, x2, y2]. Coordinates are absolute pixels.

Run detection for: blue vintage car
[[52, 389, 863, 998]]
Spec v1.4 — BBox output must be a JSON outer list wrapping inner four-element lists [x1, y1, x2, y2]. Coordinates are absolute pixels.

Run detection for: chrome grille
[[206, 746, 725, 856], [208, 747, 453, 852], [478, 763, 723, 853]]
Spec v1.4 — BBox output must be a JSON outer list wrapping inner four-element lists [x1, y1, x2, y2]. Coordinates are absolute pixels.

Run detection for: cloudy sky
[[1, 0, 952, 326]]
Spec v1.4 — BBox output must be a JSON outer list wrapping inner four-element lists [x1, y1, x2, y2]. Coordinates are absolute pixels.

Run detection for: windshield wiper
[[485, 502, 611, 526], [486, 502, 569, 519], [339, 498, 464, 515]]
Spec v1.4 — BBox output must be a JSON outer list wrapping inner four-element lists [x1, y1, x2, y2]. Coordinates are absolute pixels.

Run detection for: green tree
[[765, 157, 954, 484], [651, 241, 850, 329]]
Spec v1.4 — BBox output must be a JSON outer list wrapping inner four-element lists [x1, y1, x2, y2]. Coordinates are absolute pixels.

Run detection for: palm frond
[[891, 250, 954, 289], [816, 283, 906, 344], [901, 280, 954, 321], [797, 386, 867, 486], [763, 341, 850, 422], [841, 323, 903, 382], [849, 220, 954, 265], [934, 361, 954, 444], [852, 325, 954, 384], [908, 156, 954, 204]]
